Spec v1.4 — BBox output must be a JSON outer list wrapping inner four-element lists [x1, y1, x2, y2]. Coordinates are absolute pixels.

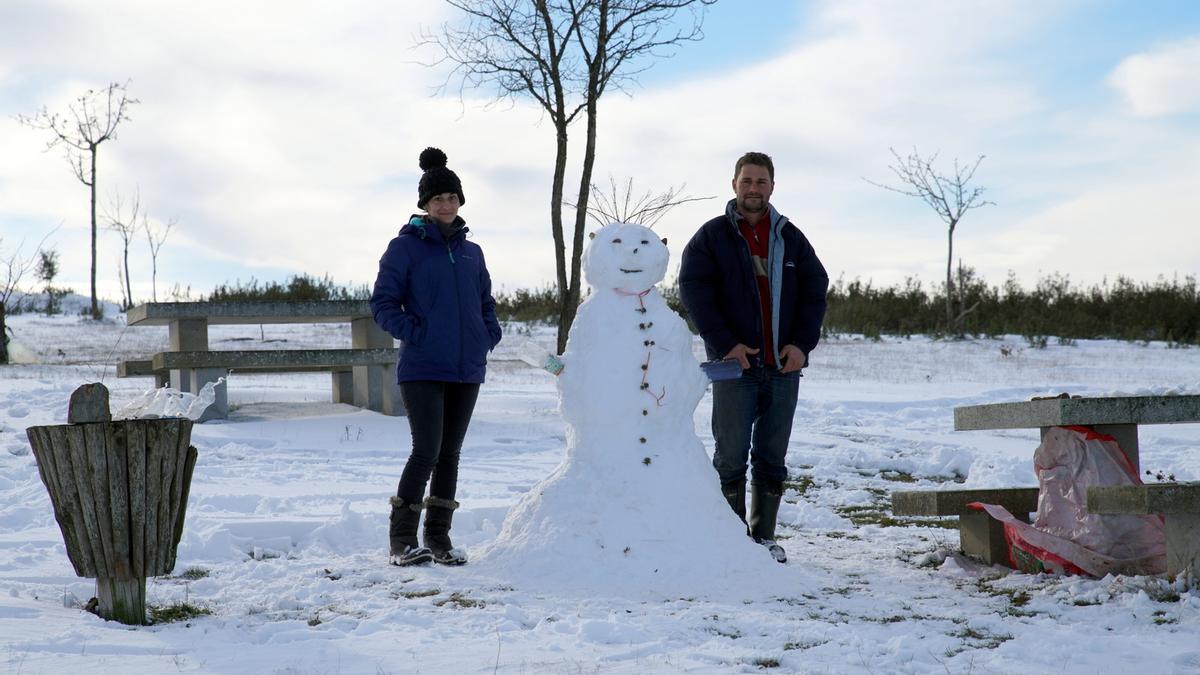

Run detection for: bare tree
[[422, 0, 716, 353], [16, 81, 139, 320], [105, 186, 141, 310], [580, 175, 712, 228], [866, 147, 993, 331], [144, 214, 175, 303]]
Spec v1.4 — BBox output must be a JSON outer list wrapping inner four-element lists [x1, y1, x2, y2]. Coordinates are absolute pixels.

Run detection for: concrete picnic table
[[895, 395, 1200, 569], [123, 301, 402, 419], [951, 394, 1200, 577]]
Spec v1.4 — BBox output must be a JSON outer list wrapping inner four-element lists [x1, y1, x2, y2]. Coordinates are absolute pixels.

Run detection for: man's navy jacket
[[679, 200, 829, 367]]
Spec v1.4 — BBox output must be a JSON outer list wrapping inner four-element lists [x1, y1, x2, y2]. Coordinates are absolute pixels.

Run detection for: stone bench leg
[[960, 511, 1009, 565], [170, 367, 228, 421], [351, 364, 405, 416], [1166, 514, 1200, 582], [350, 318, 404, 416], [332, 371, 354, 405], [960, 509, 1031, 566], [381, 376, 404, 416], [167, 318, 226, 421]]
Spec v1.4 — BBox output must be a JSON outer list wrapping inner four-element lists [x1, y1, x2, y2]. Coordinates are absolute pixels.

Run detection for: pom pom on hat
[[416, 146, 465, 209], [419, 147, 448, 172]]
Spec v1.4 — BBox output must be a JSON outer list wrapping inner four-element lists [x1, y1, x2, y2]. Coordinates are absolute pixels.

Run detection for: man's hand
[[724, 344, 760, 370], [779, 344, 807, 373]]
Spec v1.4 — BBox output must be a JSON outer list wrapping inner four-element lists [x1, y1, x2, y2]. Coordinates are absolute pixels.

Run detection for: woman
[[370, 147, 502, 566]]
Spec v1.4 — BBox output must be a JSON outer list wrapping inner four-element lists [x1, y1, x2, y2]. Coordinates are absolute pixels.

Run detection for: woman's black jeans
[[395, 381, 481, 503]]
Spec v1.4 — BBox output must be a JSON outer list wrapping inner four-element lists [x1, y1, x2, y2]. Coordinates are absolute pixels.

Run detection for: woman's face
[[426, 192, 461, 225]]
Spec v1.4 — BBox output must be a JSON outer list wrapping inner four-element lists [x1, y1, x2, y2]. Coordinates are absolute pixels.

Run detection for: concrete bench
[[892, 488, 1039, 565], [117, 359, 167, 387], [1089, 482, 1200, 581], [148, 348, 399, 372], [120, 301, 404, 420], [942, 395, 1200, 571], [128, 349, 401, 420]]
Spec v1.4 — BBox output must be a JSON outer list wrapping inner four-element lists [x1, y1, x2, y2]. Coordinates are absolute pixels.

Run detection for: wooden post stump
[[25, 418, 198, 625]]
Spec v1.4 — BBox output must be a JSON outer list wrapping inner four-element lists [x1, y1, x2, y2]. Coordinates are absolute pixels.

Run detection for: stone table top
[[954, 395, 1200, 431], [126, 300, 373, 326]]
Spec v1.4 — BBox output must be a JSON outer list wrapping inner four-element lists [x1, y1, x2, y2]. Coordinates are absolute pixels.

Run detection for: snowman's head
[[583, 222, 669, 293]]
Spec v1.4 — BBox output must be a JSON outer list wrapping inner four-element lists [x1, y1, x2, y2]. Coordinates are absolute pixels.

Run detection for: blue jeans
[[711, 366, 800, 485]]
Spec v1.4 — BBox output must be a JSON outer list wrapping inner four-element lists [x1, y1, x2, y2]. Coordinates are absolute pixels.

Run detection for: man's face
[[733, 163, 773, 217], [426, 192, 461, 225]]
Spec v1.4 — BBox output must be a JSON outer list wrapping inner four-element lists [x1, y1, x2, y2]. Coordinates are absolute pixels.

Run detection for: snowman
[[480, 223, 787, 598]]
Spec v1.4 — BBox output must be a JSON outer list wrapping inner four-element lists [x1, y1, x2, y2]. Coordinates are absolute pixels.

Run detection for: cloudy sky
[[2, 0, 1199, 302]]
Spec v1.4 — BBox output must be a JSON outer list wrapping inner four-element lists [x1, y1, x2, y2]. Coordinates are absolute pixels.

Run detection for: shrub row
[[196, 271, 1200, 347], [495, 272, 1200, 346], [204, 274, 369, 302], [824, 272, 1200, 345]]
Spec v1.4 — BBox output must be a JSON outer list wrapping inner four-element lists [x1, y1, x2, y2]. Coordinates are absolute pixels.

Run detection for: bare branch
[[865, 147, 994, 226], [573, 175, 713, 228], [15, 81, 139, 170], [105, 185, 141, 238], [144, 214, 175, 303]]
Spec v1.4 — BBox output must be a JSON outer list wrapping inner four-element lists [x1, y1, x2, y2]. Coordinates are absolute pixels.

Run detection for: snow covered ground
[[3, 307, 1200, 674]]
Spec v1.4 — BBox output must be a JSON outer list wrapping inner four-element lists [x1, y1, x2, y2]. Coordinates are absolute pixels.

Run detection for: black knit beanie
[[416, 147, 465, 209]]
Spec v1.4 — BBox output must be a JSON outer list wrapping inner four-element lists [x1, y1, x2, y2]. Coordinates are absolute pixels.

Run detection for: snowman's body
[[480, 223, 784, 597]]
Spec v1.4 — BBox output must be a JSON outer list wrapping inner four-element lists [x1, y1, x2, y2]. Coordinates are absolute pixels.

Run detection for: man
[[679, 151, 829, 563]]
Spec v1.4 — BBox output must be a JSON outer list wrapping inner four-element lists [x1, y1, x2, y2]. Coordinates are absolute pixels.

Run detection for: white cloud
[[1109, 37, 1200, 117]]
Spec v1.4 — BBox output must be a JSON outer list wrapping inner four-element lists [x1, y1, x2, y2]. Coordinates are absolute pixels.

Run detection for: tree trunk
[[89, 147, 100, 320], [557, 5, 608, 354], [945, 222, 955, 330], [562, 90, 599, 348], [122, 242, 132, 309], [0, 303, 8, 364], [551, 122, 571, 355]]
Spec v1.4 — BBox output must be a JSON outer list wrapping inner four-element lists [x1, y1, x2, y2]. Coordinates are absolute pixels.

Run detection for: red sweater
[[737, 211, 774, 366]]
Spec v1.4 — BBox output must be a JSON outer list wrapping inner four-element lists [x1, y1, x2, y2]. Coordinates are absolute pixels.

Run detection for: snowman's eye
[[611, 238, 622, 244], [641, 240, 649, 244]]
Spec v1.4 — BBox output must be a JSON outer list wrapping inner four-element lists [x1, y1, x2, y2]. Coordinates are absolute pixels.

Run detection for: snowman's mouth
[[620, 268, 642, 274]]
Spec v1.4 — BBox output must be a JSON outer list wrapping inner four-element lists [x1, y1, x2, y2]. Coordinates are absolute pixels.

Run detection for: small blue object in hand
[[700, 358, 743, 382]]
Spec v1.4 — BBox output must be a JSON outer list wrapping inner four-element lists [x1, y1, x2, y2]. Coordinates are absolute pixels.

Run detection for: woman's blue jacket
[[370, 215, 502, 384]]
